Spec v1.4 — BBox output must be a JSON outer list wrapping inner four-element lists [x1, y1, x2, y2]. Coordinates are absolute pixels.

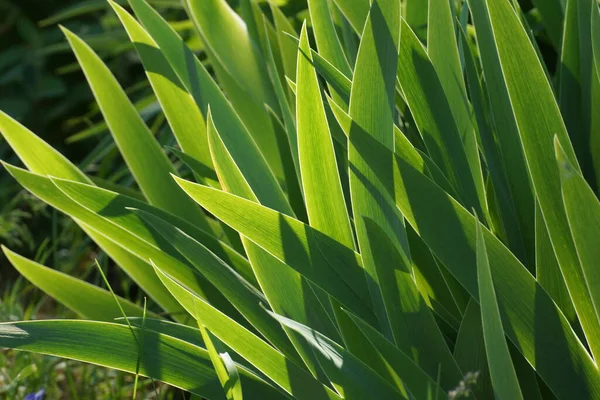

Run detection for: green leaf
[[458, 24, 530, 265], [262, 19, 300, 183], [0, 320, 283, 400], [467, 0, 535, 267], [348, 0, 410, 343], [0, 113, 181, 319], [556, 137, 600, 328], [475, 0, 600, 361], [0, 111, 90, 184], [535, 202, 577, 324], [575, 0, 600, 189], [428, 0, 488, 226], [310, 49, 352, 103], [206, 109, 340, 379], [390, 142, 599, 398], [268, 311, 405, 399], [198, 324, 243, 400], [131, 208, 301, 362], [453, 300, 493, 400], [127, 0, 292, 217], [270, 2, 298, 102], [307, 0, 352, 105], [49, 175, 250, 282], [296, 23, 353, 248], [531, 0, 564, 49], [173, 178, 375, 324], [405, 0, 428, 42], [2, 247, 150, 321], [61, 27, 214, 233], [109, 1, 217, 188], [475, 216, 523, 400], [185, 0, 289, 189], [2, 164, 238, 321], [407, 228, 464, 329], [185, 0, 276, 113], [398, 19, 484, 217], [82, 225, 184, 318], [592, 1, 600, 86], [152, 262, 343, 400], [558, 0, 589, 185], [330, 0, 370, 34], [342, 310, 446, 399], [326, 94, 457, 197], [361, 218, 463, 389]]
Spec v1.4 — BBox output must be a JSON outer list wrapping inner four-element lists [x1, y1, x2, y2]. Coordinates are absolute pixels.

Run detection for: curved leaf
[[0, 320, 282, 400]]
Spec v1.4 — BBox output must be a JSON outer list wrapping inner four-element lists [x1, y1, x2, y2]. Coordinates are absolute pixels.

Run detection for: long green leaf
[[330, 0, 370, 34], [577, 0, 600, 189], [559, 0, 587, 177], [269, 311, 405, 399], [127, 0, 292, 217], [361, 218, 463, 389], [297, 23, 353, 248], [131, 208, 300, 362], [2, 164, 239, 321], [474, 0, 600, 361], [186, 0, 295, 193], [348, 0, 410, 343], [453, 300, 493, 399], [3, 247, 150, 321], [0, 320, 283, 400], [398, 19, 484, 217], [476, 216, 523, 400], [0, 112, 180, 318], [61, 27, 214, 233], [467, 0, 535, 269], [270, 2, 298, 103], [307, 0, 352, 105], [342, 310, 446, 400], [458, 24, 529, 265], [428, 0, 487, 221], [206, 110, 340, 380], [389, 140, 599, 398], [531, 0, 564, 49], [198, 324, 243, 400], [152, 262, 343, 400], [109, 1, 217, 187], [556, 137, 600, 326], [405, 0, 428, 42]]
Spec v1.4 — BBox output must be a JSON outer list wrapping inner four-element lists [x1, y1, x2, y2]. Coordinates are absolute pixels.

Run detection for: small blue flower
[[24, 389, 44, 400]]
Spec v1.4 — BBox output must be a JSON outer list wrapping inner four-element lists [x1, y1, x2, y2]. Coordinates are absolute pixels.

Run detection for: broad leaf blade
[[0, 320, 282, 400], [132, 208, 300, 362], [174, 178, 375, 323], [269, 311, 405, 400], [61, 27, 213, 232], [152, 262, 342, 400], [297, 24, 353, 248], [398, 20, 483, 217], [556, 138, 600, 326], [0, 113, 181, 319], [348, 0, 409, 342], [109, 1, 217, 187], [127, 0, 292, 217], [476, 217, 523, 400], [428, 0, 487, 222], [476, 0, 600, 361], [3, 247, 150, 321], [206, 110, 340, 380], [390, 142, 598, 398]]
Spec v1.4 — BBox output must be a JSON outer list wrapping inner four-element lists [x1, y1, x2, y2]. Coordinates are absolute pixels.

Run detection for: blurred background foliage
[[0, 0, 564, 398]]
